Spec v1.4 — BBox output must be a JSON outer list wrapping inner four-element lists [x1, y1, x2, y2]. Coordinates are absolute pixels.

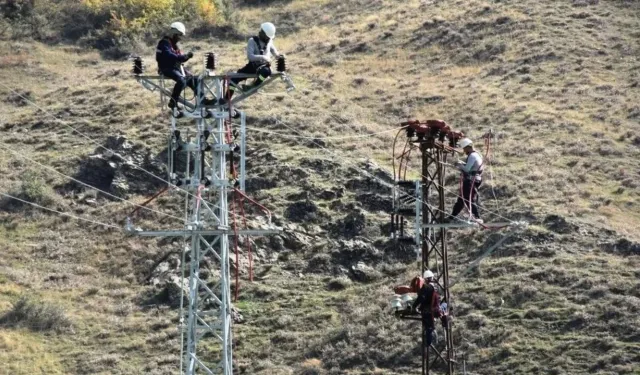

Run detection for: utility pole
[[390, 120, 521, 374], [391, 120, 461, 375], [128, 55, 294, 374], [389, 120, 470, 374]]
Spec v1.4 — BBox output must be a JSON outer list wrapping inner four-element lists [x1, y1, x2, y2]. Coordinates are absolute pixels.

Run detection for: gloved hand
[[186, 52, 194, 60]]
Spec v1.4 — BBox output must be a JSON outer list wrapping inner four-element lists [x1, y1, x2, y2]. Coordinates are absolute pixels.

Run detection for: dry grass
[[0, 0, 640, 374]]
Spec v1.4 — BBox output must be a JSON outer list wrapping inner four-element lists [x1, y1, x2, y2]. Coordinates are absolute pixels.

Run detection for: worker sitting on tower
[[156, 22, 216, 110], [225, 22, 282, 100], [447, 137, 484, 223], [412, 270, 442, 347]]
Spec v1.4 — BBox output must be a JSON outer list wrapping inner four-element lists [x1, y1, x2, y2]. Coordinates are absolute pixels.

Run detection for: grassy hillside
[[1, 0, 640, 374]]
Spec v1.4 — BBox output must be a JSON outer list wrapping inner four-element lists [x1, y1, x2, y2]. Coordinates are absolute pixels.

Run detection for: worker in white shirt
[[225, 22, 282, 100], [448, 138, 484, 223]]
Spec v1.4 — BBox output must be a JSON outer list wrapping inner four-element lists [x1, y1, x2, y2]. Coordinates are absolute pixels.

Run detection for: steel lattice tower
[[127, 56, 293, 374]]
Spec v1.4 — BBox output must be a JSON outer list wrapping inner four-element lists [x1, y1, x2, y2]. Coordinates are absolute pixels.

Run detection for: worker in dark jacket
[[412, 270, 441, 347], [225, 22, 281, 100], [156, 22, 215, 110]]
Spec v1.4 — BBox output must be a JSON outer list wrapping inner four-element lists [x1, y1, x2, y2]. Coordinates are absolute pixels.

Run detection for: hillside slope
[[1, 0, 640, 374]]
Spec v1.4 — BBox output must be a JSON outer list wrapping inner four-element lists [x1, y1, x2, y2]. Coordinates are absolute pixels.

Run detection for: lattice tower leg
[[420, 143, 454, 375], [180, 77, 233, 375]]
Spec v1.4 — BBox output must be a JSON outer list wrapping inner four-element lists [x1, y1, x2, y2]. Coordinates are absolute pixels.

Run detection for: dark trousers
[[451, 178, 482, 219], [227, 62, 272, 99], [422, 314, 435, 347], [162, 69, 198, 105]]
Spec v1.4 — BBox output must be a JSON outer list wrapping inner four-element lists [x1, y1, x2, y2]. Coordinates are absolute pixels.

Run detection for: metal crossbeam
[[131, 229, 280, 237], [421, 222, 516, 229]]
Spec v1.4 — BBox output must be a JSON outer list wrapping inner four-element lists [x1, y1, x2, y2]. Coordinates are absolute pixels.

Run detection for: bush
[[327, 277, 352, 291], [1, 170, 56, 211], [18, 170, 54, 205], [0, 0, 62, 39], [0, 296, 72, 333], [1, 0, 236, 55], [299, 358, 324, 375]]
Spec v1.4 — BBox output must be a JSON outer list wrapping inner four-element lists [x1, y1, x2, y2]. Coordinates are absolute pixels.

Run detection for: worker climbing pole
[[125, 21, 294, 375]]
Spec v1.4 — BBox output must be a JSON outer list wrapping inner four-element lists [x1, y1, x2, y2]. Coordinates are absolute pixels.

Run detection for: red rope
[[238, 194, 253, 282], [231, 191, 240, 302], [225, 76, 234, 145], [128, 186, 169, 217], [392, 129, 404, 180], [234, 188, 272, 219], [403, 147, 411, 180], [195, 184, 205, 211]]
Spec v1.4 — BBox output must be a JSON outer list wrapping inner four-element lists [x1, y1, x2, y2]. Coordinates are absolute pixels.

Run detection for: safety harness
[[251, 36, 271, 83], [459, 151, 484, 220], [463, 151, 484, 180]]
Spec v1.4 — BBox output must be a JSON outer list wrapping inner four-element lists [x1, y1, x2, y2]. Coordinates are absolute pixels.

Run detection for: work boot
[[202, 97, 217, 106], [242, 82, 262, 91]]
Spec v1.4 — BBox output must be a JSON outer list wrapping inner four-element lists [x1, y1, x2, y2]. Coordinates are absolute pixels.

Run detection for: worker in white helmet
[[412, 270, 442, 347], [225, 22, 282, 100], [156, 22, 216, 111], [447, 138, 484, 223]]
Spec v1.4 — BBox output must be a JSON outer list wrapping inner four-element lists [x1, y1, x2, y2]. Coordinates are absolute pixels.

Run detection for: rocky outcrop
[[65, 136, 165, 198]]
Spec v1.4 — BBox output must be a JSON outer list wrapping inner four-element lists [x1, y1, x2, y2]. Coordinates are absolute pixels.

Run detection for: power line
[[0, 191, 120, 229], [0, 143, 184, 222], [0, 82, 221, 213], [246, 125, 406, 140], [272, 117, 521, 227], [257, 79, 518, 225], [0, 79, 516, 228]]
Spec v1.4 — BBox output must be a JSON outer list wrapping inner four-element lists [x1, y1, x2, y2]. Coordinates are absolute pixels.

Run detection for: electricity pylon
[[127, 55, 294, 374]]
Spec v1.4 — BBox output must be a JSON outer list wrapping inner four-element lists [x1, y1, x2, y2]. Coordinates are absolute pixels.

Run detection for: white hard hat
[[261, 22, 276, 38], [171, 22, 186, 36], [459, 138, 473, 149], [423, 270, 434, 279]]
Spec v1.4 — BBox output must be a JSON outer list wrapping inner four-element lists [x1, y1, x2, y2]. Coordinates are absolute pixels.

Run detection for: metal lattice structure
[[390, 120, 525, 375], [419, 140, 454, 374], [126, 56, 293, 374], [391, 120, 464, 375]]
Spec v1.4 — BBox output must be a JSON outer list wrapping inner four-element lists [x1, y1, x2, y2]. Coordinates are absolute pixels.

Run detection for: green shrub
[[0, 296, 73, 333], [1, 170, 56, 212], [1, 0, 236, 55], [19, 170, 53, 204]]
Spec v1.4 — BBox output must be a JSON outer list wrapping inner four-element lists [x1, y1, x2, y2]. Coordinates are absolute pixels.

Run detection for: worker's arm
[[270, 43, 280, 59], [457, 153, 480, 173], [247, 38, 270, 63], [412, 289, 424, 312], [158, 39, 189, 64]]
